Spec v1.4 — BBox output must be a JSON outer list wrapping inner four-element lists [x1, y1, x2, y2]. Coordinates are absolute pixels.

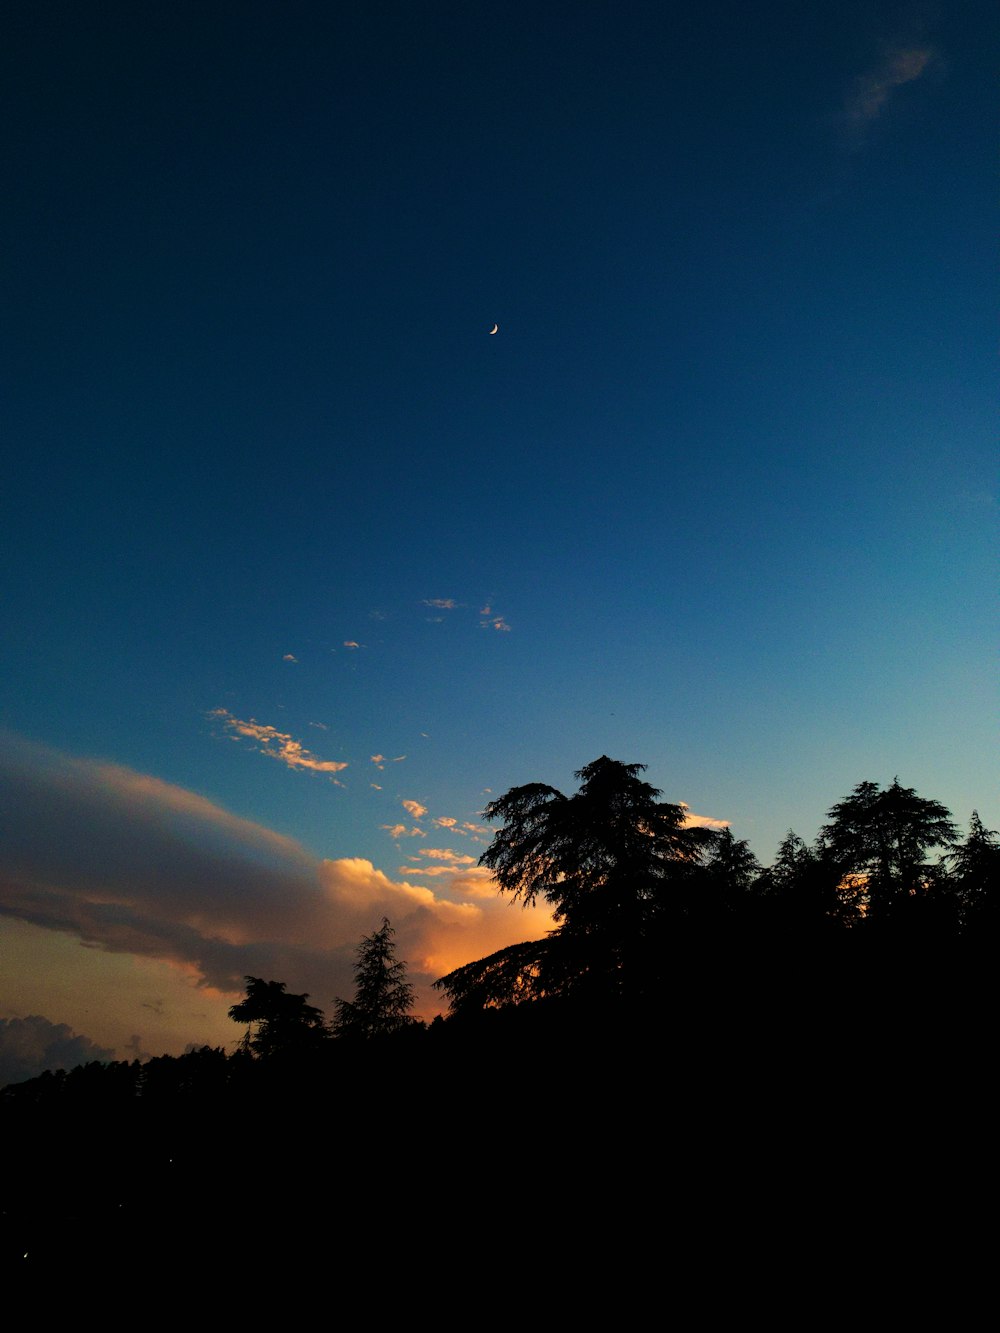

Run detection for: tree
[[228, 977, 329, 1057], [818, 779, 957, 923], [946, 811, 1000, 933], [437, 756, 714, 1010], [334, 917, 417, 1038]]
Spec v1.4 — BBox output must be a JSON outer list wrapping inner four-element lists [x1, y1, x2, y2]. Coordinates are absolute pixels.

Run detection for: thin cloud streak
[[210, 709, 348, 776]]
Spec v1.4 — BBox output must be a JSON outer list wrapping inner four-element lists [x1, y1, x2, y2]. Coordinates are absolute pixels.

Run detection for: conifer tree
[[334, 918, 417, 1038]]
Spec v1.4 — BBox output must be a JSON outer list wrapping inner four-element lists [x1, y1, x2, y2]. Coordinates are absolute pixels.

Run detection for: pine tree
[[334, 918, 417, 1038]]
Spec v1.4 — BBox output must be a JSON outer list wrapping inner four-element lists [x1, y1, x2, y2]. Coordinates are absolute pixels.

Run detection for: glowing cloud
[[283, 653, 298, 662], [381, 824, 425, 839], [0, 733, 554, 1046], [402, 799, 427, 819], [209, 709, 348, 776]]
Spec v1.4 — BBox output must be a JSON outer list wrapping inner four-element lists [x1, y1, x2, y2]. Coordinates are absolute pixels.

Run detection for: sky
[[1, 1, 995, 1080]]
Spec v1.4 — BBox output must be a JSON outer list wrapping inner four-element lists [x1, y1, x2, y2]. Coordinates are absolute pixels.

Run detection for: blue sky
[[1, 1, 995, 1075]]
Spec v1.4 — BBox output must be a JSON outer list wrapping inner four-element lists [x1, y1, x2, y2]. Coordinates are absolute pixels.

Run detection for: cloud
[[433, 816, 458, 829], [419, 849, 477, 864], [0, 733, 553, 1033], [681, 809, 730, 830], [422, 599, 458, 609], [479, 605, 511, 631], [401, 848, 478, 875], [0, 1015, 115, 1088], [370, 783, 383, 791], [209, 709, 348, 776], [371, 754, 385, 769], [381, 824, 425, 840], [343, 641, 361, 649], [846, 45, 934, 129], [402, 799, 427, 820], [283, 653, 298, 662], [309, 721, 329, 730]]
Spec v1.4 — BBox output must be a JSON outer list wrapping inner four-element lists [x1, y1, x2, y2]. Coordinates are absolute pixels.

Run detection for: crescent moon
[[489, 323, 499, 335]]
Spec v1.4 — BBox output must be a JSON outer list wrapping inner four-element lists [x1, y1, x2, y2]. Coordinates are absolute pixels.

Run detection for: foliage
[[438, 757, 715, 1010], [946, 811, 1000, 930], [228, 977, 329, 1057], [334, 917, 417, 1038], [432, 941, 549, 1015], [818, 778, 957, 921]]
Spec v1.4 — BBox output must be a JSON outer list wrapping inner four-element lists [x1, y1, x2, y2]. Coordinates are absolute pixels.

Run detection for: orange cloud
[[402, 799, 427, 820], [381, 824, 425, 840], [209, 709, 348, 777], [0, 733, 554, 1041]]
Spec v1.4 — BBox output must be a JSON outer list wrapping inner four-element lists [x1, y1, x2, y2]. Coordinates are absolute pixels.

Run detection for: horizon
[[1, 1, 995, 1078]]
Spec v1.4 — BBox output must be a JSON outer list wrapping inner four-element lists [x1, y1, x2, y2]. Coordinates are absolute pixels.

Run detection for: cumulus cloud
[[0, 1015, 114, 1088], [846, 45, 934, 131], [0, 733, 553, 1024], [402, 799, 427, 820], [209, 709, 348, 776], [433, 816, 458, 830]]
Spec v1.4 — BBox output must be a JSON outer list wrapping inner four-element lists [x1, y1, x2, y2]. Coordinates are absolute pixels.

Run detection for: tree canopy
[[333, 917, 417, 1039], [439, 757, 715, 1010], [819, 778, 957, 921], [228, 978, 329, 1057]]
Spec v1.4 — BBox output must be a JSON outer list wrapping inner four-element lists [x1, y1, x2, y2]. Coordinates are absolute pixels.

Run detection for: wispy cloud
[[479, 604, 511, 631], [402, 799, 427, 820], [343, 640, 361, 649], [283, 653, 298, 662], [209, 709, 348, 776], [418, 848, 477, 865], [422, 598, 459, 610], [845, 44, 934, 132]]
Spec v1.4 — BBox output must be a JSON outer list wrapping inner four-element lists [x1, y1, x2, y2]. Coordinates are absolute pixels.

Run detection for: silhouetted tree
[[334, 918, 417, 1038], [947, 811, 1000, 933], [819, 779, 957, 924], [228, 977, 329, 1057], [757, 830, 847, 933], [438, 757, 714, 1010]]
